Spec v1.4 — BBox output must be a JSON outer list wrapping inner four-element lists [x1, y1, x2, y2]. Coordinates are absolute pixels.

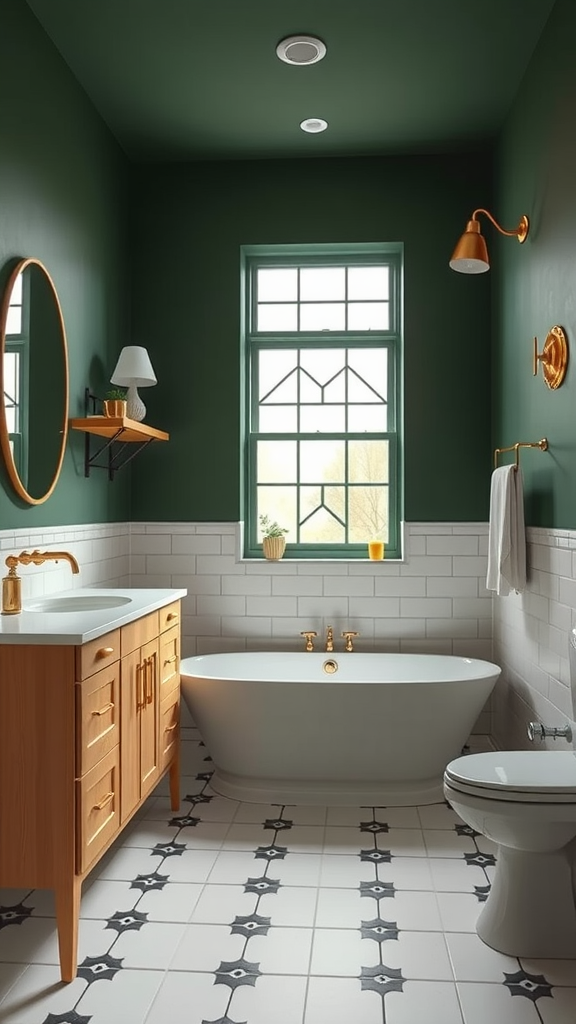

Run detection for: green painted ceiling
[[25, 0, 556, 162]]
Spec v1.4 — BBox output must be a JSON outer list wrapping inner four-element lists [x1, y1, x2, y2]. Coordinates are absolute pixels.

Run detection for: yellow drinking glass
[[368, 540, 385, 560]]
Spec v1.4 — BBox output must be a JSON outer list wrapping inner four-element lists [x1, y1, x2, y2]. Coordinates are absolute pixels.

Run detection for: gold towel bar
[[493, 437, 548, 470]]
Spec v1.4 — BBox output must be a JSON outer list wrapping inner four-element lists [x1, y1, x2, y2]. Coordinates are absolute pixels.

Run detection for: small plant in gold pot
[[260, 514, 288, 560], [103, 388, 127, 418]]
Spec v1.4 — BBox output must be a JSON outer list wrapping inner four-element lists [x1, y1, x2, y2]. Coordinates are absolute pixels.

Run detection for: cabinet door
[[140, 638, 159, 799], [120, 647, 142, 823]]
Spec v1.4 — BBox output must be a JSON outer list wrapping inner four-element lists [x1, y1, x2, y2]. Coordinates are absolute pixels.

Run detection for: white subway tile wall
[[0, 522, 130, 599], [493, 526, 576, 751]]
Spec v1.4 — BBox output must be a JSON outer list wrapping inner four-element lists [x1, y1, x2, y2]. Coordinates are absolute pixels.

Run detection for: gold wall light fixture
[[533, 325, 568, 389], [449, 209, 529, 274]]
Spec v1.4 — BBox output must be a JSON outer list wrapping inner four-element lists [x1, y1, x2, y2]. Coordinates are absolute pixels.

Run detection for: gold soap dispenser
[[2, 556, 22, 615]]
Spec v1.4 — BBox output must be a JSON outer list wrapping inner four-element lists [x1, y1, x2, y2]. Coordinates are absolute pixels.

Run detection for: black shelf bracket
[[81, 389, 155, 481]]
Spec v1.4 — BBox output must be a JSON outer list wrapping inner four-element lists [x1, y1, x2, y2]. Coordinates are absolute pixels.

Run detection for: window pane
[[257, 440, 296, 482], [6, 306, 22, 335], [259, 406, 297, 432], [348, 302, 389, 330], [300, 348, 345, 383], [349, 440, 389, 483], [348, 266, 389, 300], [300, 267, 345, 301], [300, 303, 345, 331], [348, 405, 388, 431], [348, 486, 389, 543], [258, 268, 297, 301], [348, 349, 387, 391], [300, 496, 345, 543], [259, 350, 297, 401], [300, 405, 345, 432], [300, 439, 344, 482], [257, 303, 297, 332], [258, 486, 297, 536]]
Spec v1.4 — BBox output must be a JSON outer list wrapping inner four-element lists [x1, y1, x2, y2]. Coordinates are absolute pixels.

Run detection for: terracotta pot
[[103, 399, 127, 418], [262, 535, 286, 560]]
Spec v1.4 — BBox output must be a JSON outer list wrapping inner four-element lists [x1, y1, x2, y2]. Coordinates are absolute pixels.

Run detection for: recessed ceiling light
[[300, 118, 328, 134], [276, 35, 326, 66]]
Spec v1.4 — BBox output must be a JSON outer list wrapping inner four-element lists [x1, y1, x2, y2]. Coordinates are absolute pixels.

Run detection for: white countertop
[[0, 588, 187, 645]]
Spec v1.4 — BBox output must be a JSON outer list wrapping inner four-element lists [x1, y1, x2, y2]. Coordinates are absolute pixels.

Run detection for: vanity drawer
[[159, 600, 180, 633], [159, 690, 180, 772], [121, 611, 159, 656], [76, 663, 120, 776], [76, 746, 120, 873], [159, 625, 180, 700], [76, 629, 120, 680]]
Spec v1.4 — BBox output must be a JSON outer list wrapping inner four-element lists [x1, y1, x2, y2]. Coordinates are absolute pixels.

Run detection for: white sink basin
[[26, 595, 133, 613]]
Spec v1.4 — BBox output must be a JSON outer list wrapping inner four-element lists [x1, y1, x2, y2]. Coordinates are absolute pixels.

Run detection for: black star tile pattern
[[5, 748, 562, 1023]]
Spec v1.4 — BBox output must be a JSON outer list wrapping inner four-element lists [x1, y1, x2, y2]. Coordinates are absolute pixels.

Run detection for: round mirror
[[0, 258, 69, 505]]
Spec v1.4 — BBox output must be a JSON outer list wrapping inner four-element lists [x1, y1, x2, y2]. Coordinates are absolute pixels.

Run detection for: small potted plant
[[259, 514, 288, 561], [103, 388, 127, 418]]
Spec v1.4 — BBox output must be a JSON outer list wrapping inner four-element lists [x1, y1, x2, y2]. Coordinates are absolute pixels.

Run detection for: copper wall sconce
[[450, 209, 529, 274], [533, 325, 568, 389]]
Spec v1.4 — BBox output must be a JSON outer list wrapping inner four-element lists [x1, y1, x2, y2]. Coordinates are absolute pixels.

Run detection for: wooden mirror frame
[[0, 258, 69, 505]]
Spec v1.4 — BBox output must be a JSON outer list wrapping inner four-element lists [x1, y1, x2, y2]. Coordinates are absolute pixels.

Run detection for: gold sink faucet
[[2, 550, 80, 615], [325, 624, 334, 652]]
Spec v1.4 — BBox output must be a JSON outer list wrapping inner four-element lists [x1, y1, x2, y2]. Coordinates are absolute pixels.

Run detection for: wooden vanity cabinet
[[0, 601, 181, 983]]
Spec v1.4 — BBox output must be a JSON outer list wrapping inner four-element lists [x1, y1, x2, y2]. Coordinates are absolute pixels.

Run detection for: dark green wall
[[130, 154, 493, 522], [494, 0, 576, 528], [0, 0, 131, 528]]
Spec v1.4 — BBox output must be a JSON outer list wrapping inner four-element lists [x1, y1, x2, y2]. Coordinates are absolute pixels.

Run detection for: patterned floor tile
[[385, 980, 464, 1024], [319, 853, 434, 890], [231, 973, 309, 1024], [0, 962, 28, 1004], [417, 802, 465, 829], [208, 849, 322, 886], [457, 980, 541, 1023], [310, 927, 454, 980], [190, 882, 318, 927], [326, 805, 421, 828], [0, 964, 86, 1023], [435, 891, 483, 932], [445, 931, 520, 981], [144, 970, 230, 1023], [222, 822, 325, 853], [315, 886, 443, 931], [428, 856, 495, 892], [169, 922, 245, 972], [305, 975, 384, 1023], [234, 802, 328, 825], [123, 817, 231, 850]]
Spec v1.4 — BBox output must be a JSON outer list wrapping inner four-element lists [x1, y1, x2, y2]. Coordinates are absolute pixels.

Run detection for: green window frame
[[241, 243, 403, 559]]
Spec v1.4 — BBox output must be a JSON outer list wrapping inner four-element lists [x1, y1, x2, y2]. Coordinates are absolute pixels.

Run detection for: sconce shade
[[110, 346, 157, 387], [449, 219, 490, 274], [449, 210, 529, 275]]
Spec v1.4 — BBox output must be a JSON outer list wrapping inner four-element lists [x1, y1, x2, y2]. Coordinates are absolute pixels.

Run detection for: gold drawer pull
[[91, 701, 115, 717], [164, 655, 177, 665], [165, 721, 178, 732], [96, 646, 114, 658], [93, 791, 114, 811], [167, 612, 178, 621]]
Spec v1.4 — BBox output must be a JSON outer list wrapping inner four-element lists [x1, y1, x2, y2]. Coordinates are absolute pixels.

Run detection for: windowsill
[[236, 522, 406, 564]]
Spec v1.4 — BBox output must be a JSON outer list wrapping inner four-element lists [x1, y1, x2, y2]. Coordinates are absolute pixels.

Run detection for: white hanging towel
[[486, 465, 527, 596]]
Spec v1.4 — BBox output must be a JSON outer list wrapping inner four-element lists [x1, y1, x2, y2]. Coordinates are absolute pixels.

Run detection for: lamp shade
[[449, 219, 490, 274], [110, 346, 157, 387]]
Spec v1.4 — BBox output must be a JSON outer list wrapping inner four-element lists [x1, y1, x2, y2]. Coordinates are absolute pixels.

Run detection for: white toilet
[[444, 749, 576, 958]]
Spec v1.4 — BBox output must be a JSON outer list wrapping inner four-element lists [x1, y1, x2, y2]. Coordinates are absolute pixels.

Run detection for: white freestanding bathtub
[[180, 652, 500, 805]]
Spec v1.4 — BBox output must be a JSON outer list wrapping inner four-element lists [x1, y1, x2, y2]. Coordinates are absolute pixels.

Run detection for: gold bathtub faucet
[[2, 550, 80, 615]]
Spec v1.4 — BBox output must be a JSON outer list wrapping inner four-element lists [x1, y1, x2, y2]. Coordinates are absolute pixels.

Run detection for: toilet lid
[[444, 750, 576, 797]]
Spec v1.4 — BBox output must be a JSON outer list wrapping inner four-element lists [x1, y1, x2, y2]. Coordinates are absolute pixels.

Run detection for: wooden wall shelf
[[70, 411, 169, 480]]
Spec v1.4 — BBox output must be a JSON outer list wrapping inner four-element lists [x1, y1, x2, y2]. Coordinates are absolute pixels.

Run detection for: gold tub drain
[[323, 659, 338, 674]]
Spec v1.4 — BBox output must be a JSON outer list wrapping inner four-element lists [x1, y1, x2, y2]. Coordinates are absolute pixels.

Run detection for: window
[[3, 269, 28, 481], [241, 244, 402, 559]]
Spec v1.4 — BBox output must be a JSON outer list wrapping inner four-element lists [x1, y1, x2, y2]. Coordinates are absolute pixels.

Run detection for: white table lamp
[[110, 346, 157, 422]]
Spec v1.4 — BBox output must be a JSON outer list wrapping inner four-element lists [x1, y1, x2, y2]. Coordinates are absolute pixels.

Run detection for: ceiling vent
[[276, 35, 326, 66]]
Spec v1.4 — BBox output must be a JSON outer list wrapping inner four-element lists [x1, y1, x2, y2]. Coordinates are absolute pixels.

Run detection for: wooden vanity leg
[[169, 748, 180, 810], [55, 875, 82, 982]]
